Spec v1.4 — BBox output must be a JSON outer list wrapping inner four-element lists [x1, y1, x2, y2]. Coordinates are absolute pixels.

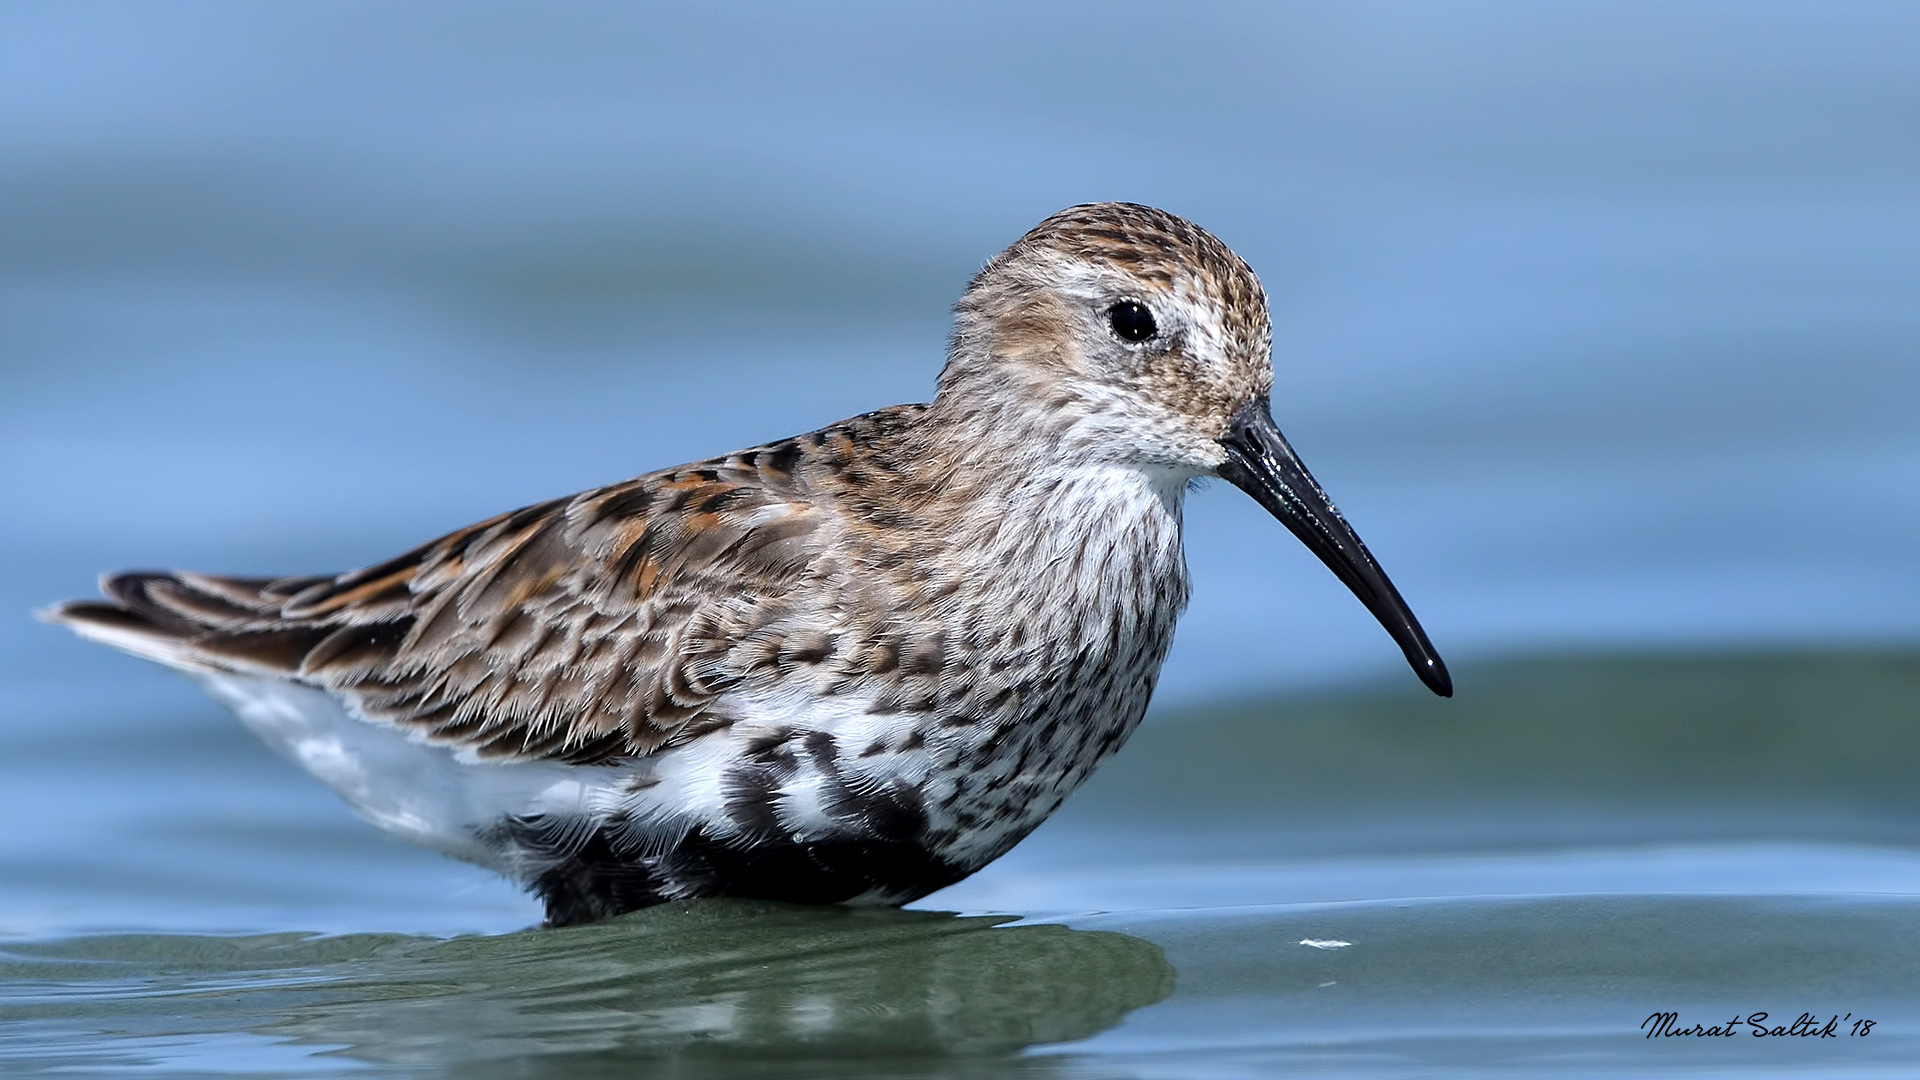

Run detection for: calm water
[[3, 3, 1919, 1076]]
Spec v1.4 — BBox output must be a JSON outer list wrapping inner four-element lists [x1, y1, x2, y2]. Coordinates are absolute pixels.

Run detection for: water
[[7, 896, 1920, 1078], [3, 2, 1919, 1076], [0, 904, 1173, 1075]]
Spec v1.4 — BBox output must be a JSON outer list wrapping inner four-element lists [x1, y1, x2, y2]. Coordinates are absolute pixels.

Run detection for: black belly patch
[[496, 817, 972, 927]]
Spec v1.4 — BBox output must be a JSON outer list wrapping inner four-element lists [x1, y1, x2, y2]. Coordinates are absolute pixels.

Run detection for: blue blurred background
[[2, 3, 1919, 1073]]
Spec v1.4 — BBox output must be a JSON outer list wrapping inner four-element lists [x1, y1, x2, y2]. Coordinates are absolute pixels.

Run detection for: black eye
[[1107, 300, 1157, 343]]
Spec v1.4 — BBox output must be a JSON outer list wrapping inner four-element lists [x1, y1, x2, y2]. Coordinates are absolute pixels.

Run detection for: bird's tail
[[41, 571, 329, 674]]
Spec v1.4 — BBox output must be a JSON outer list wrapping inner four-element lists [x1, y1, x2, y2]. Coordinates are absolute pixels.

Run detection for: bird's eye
[[1107, 300, 1157, 343]]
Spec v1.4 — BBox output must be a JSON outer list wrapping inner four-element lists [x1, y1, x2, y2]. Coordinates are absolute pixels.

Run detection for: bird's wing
[[50, 448, 832, 763]]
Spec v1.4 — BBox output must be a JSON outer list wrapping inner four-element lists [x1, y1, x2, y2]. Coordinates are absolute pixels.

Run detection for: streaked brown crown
[[1010, 202, 1267, 322]]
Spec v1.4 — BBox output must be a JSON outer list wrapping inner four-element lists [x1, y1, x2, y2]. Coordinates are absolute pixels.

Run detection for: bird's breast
[[763, 462, 1194, 867]]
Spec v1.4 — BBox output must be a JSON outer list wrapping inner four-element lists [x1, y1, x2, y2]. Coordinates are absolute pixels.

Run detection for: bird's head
[[940, 202, 1451, 697]]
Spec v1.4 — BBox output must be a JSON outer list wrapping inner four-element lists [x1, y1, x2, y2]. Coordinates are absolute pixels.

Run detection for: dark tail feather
[[44, 571, 330, 674]]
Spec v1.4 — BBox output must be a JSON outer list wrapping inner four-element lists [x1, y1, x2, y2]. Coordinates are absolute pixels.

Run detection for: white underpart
[[192, 673, 595, 873], [193, 670, 914, 873], [54, 616, 600, 873], [686, 688, 932, 837]]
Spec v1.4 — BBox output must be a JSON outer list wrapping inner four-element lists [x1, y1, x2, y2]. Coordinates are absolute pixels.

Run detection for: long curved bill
[[1216, 399, 1452, 697]]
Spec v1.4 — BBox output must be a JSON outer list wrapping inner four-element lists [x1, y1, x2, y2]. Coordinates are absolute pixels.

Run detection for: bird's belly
[[191, 673, 606, 873], [189, 648, 1163, 925], [190, 674, 971, 920], [466, 708, 987, 923]]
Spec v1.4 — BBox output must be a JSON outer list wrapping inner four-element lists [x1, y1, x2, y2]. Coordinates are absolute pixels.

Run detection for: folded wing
[[49, 451, 829, 764]]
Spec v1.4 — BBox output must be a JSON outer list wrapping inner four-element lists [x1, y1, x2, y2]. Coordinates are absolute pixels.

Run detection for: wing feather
[[49, 453, 829, 763]]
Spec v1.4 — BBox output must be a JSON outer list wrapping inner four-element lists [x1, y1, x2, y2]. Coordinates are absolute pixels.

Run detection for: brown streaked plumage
[[47, 202, 1449, 926]]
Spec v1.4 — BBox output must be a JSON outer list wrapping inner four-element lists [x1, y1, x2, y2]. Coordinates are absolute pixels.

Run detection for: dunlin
[[48, 203, 1449, 926]]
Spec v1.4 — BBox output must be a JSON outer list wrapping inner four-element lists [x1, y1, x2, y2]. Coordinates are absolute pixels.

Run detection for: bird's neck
[[896, 394, 1194, 625]]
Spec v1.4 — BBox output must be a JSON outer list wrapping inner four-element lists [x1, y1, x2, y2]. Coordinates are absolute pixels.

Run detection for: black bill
[[1216, 398, 1452, 697]]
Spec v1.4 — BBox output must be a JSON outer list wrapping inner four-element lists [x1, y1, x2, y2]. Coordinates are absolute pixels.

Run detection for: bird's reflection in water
[[19, 901, 1171, 1076]]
